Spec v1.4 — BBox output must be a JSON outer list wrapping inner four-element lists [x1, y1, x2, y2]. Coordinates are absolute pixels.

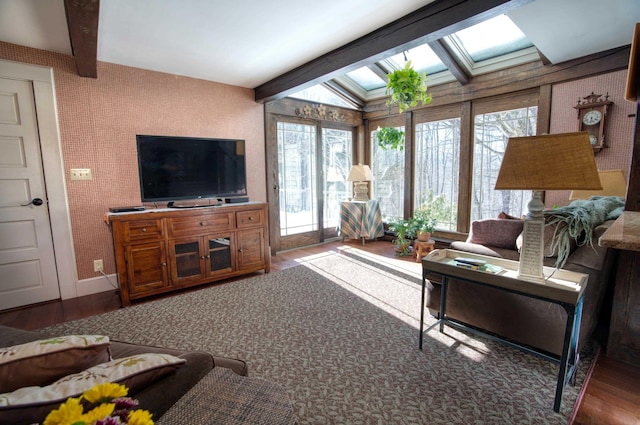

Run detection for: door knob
[[21, 198, 44, 206]]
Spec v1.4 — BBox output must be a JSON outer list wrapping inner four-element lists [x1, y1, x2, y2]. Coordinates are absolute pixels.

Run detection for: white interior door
[[0, 77, 60, 310]]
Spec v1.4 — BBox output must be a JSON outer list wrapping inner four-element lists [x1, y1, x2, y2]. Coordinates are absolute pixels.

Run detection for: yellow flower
[[43, 397, 84, 425], [82, 403, 115, 423], [83, 382, 128, 404], [128, 408, 154, 425]]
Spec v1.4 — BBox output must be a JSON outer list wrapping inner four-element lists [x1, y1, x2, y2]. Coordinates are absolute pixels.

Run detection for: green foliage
[[407, 212, 436, 237], [414, 191, 454, 231], [376, 126, 405, 151], [388, 218, 412, 256], [386, 61, 432, 113]]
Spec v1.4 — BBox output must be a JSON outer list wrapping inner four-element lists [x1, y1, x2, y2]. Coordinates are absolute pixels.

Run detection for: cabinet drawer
[[167, 213, 234, 238], [236, 209, 264, 229], [122, 219, 164, 243]]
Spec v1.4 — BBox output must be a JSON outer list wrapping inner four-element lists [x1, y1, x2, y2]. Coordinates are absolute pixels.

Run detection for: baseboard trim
[[76, 274, 119, 297]]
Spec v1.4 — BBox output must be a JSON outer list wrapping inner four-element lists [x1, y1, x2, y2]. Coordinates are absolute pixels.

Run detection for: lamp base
[[352, 181, 369, 202], [517, 190, 546, 283]]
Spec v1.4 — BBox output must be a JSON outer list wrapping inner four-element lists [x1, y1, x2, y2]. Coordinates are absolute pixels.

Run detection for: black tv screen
[[136, 135, 247, 202]]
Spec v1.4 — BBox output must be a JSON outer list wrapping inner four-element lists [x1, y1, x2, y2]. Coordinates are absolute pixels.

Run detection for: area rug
[[44, 246, 593, 424]]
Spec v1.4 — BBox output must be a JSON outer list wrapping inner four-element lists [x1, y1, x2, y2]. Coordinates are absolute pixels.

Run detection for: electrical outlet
[[70, 168, 92, 180], [93, 259, 104, 272]]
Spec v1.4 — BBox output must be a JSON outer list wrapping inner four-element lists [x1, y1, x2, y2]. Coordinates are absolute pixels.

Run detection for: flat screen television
[[136, 135, 247, 203]]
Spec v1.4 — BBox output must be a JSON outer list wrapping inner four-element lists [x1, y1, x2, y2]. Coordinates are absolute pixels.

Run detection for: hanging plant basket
[[386, 61, 432, 113], [376, 126, 405, 151]]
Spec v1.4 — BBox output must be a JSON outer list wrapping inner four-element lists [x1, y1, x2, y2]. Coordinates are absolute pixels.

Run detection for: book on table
[[447, 258, 503, 274]]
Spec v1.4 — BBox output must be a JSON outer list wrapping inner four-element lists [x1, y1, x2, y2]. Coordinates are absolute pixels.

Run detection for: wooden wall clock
[[574, 92, 613, 153]]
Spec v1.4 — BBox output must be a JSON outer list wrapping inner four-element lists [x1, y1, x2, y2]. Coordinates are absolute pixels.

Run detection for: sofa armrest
[[564, 220, 615, 271], [450, 241, 521, 261]]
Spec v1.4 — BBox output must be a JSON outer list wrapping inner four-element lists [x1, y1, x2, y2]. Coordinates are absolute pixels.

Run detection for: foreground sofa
[[0, 325, 248, 424], [425, 216, 617, 357]]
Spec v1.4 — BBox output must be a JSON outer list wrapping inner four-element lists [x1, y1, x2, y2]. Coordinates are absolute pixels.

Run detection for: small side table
[[338, 200, 384, 245], [414, 240, 435, 262]]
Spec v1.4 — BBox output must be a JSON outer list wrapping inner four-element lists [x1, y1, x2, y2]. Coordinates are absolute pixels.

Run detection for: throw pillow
[[468, 218, 524, 249], [0, 335, 111, 393], [0, 353, 186, 425], [497, 211, 522, 220]]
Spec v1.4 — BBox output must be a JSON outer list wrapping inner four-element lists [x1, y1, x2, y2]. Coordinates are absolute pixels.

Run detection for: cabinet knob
[[248, 217, 254, 221], [141, 228, 147, 232], [238, 249, 243, 253], [200, 221, 205, 226], [200, 255, 206, 260], [206, 255, 210, 259], [161, 262, 167, 267]]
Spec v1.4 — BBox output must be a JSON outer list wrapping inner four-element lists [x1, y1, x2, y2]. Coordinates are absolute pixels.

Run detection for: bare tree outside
[[322, 128, 352, 229], [414, 118, 460, 231], [371, 127, 405, 221], [472, 107, 538, 221]]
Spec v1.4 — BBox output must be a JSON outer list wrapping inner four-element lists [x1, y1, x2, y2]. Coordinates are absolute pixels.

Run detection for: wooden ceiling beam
[[427, 39, 470, 85], [254, 0, 534, 103], [64, 0, 100, 78]]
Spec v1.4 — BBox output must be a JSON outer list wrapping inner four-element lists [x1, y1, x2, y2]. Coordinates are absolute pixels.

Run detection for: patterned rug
[[44, 246, 593, 424]]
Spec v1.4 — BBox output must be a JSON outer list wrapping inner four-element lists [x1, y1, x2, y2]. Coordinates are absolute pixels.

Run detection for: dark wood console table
[[419, 249, 588, 412], [598, 211, 640, 366], [106, 202, 270, 305]]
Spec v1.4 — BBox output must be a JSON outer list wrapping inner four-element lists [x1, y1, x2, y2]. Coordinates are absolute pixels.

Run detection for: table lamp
[[494, 132, 602, 282], [348, 164, 374, 201], [569, 169, 627, 200]]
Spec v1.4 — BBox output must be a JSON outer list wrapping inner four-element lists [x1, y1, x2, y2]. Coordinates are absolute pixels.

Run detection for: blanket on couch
[[544, 195, 624, 267]]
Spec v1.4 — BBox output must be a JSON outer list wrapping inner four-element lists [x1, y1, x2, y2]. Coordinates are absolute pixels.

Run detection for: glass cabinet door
[[206, 236, 234, 276], [172, 240, 201, 282]]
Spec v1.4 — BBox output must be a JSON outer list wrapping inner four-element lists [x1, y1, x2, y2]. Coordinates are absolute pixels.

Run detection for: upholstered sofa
[[0, 325, 248, 424], [425, 215, 617, 357]]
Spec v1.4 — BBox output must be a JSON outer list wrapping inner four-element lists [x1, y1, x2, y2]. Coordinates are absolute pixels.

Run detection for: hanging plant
[[386, 61, 432, 113], [376, 126, 405, 151]]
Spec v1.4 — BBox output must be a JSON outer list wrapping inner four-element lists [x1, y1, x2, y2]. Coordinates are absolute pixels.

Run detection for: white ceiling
[[0, 0, 638, 90]]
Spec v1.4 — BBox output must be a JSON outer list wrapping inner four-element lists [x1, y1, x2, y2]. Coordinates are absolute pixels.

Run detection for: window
[[289, 85, 356, 109], [277, 122, 318, 236], [322, 128, 353, 229], [414, 118, 461, 231], [371, 126, 405, 221], [472, 106, 537, 221], [452, 15, 533, 62]]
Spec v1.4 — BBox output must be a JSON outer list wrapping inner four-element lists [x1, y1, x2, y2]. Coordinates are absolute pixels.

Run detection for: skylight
[[289, 85, 355, 109], [451, 15, 533, 62], [346, 67, 386, 91], [388, 44, 447, 75], [287, 14, 535, 107]]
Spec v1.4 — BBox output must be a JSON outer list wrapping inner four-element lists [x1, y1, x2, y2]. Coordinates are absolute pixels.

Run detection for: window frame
[[413, 106, 464, 233]]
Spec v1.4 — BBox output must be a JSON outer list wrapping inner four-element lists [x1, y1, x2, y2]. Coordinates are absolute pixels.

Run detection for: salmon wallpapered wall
[[547, 70, 635, 208], [0, 42, 265, 281]]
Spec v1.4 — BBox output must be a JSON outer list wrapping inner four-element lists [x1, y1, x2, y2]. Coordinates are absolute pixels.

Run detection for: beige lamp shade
[[494, 132, 602, 283], [494, 132, 602, 191], [569, 169, 628, 200], [347, 164, 374, 182]]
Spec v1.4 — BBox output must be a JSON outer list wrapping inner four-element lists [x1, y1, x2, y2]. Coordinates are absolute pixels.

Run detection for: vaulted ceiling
[[0, 0, 638, 105]]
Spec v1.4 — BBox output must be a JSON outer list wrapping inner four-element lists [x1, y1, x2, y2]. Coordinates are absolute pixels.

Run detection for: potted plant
[[388, 218, 411, 256], [386, 61, 432, 113], [376, 126, 405, 151], [408, 212, 436, 242]]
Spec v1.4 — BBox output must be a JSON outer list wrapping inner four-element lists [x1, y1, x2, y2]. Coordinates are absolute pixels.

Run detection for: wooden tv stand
[[106, 202, 270, 306]]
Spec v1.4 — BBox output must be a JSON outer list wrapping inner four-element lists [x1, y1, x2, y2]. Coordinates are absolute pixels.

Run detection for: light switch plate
[[70, 168, 92, 180]]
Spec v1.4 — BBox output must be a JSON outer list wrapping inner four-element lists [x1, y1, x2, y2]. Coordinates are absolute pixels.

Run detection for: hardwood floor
[[570, 351, 640, 424], [1, 238, 638, 423], [0, 239, 403, 331]]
